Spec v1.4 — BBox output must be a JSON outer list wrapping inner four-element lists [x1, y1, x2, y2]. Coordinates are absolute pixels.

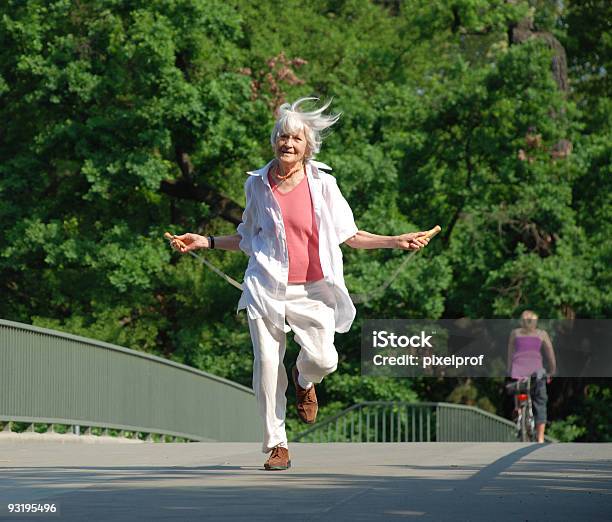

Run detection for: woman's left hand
[[396, 231, 430, 251]]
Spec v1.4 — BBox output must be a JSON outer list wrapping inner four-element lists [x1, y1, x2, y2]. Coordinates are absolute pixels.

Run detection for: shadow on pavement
[[1, 445, 611, 521]]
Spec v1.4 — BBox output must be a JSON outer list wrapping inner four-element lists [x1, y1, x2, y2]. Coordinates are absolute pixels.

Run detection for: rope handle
[[423, 225, 442, 240], [164, 232, 186, 250]]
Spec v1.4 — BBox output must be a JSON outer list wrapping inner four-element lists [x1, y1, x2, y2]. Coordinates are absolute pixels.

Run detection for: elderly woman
[[170, 98, 430, 470]]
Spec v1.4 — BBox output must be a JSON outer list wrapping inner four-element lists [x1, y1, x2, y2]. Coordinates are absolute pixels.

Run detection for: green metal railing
[[0, 319, 262, 442], [292, 401, 538, 443], [436, 402, 522, 441]]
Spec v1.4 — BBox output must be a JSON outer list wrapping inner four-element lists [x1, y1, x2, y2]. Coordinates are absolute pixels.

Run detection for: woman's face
[[520, 312, 538, 330], [275, 127, 308, 165]]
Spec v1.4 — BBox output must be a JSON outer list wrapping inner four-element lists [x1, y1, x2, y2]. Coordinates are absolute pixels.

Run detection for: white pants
[[247, 279, 338, 453]]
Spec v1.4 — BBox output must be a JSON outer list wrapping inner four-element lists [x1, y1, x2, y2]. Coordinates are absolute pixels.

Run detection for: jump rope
[[164, 225, 441, 304]]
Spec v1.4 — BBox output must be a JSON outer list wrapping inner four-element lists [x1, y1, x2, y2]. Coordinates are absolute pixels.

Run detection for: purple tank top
[[511, 335, 544, 379]]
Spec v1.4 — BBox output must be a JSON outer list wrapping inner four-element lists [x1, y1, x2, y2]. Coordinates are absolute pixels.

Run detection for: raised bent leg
[[286, 280, 338, 385]]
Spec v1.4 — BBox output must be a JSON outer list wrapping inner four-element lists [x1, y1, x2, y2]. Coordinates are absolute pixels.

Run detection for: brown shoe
[[264, 445, 291, 471], [292, 366, 318, 424]]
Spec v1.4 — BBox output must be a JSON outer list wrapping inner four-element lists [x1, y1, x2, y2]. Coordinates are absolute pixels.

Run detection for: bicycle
[[505, 373, 543, 442]]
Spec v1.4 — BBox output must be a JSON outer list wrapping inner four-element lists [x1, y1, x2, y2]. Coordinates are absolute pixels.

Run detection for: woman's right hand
[[170, 233, 208, 253]]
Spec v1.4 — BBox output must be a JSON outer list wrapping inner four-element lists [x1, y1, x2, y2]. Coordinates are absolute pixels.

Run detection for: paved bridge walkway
[[1, 441, 610, 521]]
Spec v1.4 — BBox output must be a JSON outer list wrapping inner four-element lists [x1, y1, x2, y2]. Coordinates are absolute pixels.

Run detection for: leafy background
[[1, 0, 610, 441]]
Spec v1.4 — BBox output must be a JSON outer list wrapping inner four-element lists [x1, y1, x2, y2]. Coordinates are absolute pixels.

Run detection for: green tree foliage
[[1, 0, 609, 439]]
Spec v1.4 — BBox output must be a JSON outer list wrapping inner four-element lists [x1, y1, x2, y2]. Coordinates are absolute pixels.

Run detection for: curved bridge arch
[[0, 319, 261, 441]]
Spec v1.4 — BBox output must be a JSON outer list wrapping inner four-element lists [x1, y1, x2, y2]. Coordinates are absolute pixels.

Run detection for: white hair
[[270, 97, 340, 160]]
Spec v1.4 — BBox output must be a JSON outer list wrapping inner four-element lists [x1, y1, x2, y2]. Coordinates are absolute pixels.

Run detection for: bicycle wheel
[[527, 405, 536, 442], [519, 404, 530, 442]]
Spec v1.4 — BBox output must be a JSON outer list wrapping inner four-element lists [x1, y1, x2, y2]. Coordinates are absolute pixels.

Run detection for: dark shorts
[[531, 377, 548, 424]]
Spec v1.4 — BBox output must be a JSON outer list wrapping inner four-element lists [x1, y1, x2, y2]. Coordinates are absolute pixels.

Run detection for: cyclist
[[507, 310, 557, 442]]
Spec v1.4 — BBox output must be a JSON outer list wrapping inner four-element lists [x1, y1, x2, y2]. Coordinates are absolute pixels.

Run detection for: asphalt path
[[0, 441, 610, 521]]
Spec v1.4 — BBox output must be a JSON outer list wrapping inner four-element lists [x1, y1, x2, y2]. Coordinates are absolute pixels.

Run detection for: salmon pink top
[[269, 172, 324, 283]]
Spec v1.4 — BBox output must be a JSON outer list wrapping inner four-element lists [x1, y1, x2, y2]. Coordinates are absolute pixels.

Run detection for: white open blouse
[[236, 159, 359, 333]]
